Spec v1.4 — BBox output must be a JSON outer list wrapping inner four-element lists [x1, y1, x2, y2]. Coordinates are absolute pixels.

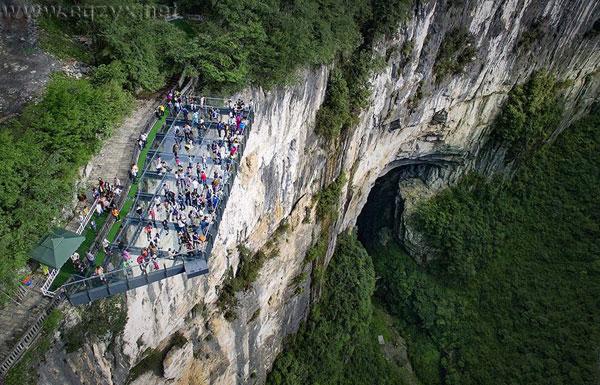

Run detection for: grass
[[95, 109, 168, 263], [52, 109, 168, 289]]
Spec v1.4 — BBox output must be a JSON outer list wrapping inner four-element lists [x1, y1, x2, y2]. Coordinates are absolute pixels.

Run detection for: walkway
[[87, 99, 157, 183], [63, 98, 253, 305]]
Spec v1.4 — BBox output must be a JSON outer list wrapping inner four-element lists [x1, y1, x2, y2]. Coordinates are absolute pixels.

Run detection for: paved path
[[87, 98, 157, 184]]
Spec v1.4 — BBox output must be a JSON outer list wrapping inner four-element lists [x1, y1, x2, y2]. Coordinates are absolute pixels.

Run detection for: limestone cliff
[[37, 0, 599, 384]]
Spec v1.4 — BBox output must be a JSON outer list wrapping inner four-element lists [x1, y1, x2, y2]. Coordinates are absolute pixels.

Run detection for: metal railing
[[0, 78, 199, 379], [60, 99, 255, 305]]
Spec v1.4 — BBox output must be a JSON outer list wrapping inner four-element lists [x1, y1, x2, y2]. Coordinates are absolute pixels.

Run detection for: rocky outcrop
[[162, 342, 193, 381], [0, 1, 58, 118], [37, 0, 599, 384]]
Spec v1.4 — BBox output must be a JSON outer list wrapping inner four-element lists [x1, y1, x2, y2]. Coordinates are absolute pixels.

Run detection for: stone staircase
[[0, 293, 62, 377]]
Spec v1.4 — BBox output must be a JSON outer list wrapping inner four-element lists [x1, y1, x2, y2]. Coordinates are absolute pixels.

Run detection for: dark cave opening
[[356, 163, 444, 250]]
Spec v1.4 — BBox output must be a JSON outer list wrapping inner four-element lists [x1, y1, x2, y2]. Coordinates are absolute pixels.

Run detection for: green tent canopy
[[30, 228, 85, 269]]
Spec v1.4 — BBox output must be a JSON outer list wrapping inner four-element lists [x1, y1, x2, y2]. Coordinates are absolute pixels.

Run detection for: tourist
[[111, 207, 120, 221], [145, 223, 153, 241], [138, 132, 148, 150], [95, 265, 105, 282], [130, 163, 138, 181], [86, 251, 95, 265]]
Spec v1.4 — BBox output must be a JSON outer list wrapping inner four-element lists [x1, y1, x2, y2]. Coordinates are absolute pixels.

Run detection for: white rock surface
[[36, 1, 599, 385], [163, 342, 194, 380]]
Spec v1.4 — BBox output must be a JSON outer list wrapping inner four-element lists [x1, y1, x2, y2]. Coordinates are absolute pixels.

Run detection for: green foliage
[[517, 20, 544, 51], [216, 245, 269, 320], [92, 12, 187, 92], [433, 28, 477, 80], [127, 332, 189, 383], [409, 174, 498, 281], [401, 40, 414, 58], [314, 69, 351, 139], [37, 15, 93, 62], [0, 75, 132, 291], [268, 232, 406, 385], [316, 173, 347, 221], [63, 296, 128, 353], [314, 49, 384, 140], [492, 71, 562, 157], [365, 0, 413, 41], [92, 61, 128, 87], [5, 310, 63, 385], [368, 106, 600, 385], [38, 0, 400, 93]]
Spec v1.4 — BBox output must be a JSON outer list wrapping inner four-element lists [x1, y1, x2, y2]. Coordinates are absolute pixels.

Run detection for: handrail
[[60, 100, 255, 302], [76, 196, 101, 234]]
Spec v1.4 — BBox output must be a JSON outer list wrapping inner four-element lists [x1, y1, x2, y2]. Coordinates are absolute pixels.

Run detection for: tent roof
[[30, 228, 85, 269]]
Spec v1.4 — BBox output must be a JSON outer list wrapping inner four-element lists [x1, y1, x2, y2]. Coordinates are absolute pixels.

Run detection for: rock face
[[0, 1, 58, 118], [163, 342, 194, 381], [37, 1, 599, 384]]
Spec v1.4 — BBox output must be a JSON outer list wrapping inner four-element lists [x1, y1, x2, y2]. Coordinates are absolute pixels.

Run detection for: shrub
[[63, 296, 128, 353], [433, 28, 477, 81], [492, 71, 562, 157], [0, 75, 132, 292], [314, 69, 351, 139], [216, 246, 270, 320]]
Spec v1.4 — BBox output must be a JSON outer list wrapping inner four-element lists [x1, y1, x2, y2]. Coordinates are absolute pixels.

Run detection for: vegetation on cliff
[[267, 232, 411, 385], [491, 71, 563, 157], [0, 0, 417, 291], [0, 74, 132, 289], [368, 105, 600, 384]]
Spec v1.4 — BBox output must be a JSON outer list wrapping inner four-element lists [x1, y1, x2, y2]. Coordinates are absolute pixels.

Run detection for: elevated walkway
[[61, 99, 253, 305]]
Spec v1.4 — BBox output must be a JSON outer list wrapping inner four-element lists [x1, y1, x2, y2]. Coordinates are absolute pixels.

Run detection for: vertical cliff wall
[[37, 1, 599, 384]]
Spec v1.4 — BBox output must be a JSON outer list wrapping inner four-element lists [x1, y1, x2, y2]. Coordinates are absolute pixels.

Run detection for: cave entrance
[[356, 162, 443, 252]]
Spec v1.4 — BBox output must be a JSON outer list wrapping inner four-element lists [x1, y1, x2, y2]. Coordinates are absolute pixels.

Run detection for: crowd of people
[[81, 92, 253, 281], [68, 90, 252, 285]]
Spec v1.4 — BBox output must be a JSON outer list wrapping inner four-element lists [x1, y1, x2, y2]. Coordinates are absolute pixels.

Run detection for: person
[[95, 265, 105, 283], [138, 132, 148, 149], [145, 223, 153, 241], [130, 163, 138, 181], [86, 251, 95, 265], [137, 254, 148, 273], [70, 252, 80, 264], [192, 111, 199, 127], [200, 216, 210, 233], [149, 206, 157, 227], [111, 207, 120, 221], [151, 254, 160, 270], [102, 238, 110, 252]]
